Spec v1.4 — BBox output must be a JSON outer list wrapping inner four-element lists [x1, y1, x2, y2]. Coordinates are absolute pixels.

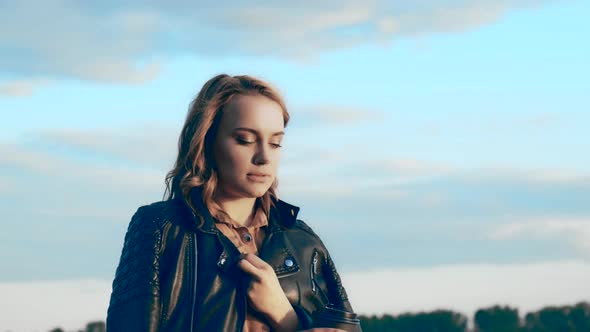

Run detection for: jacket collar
[[185, 186, 300, 234]]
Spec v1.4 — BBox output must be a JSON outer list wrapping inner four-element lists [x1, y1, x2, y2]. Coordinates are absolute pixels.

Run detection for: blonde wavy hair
[[164, 74, 290, 224]]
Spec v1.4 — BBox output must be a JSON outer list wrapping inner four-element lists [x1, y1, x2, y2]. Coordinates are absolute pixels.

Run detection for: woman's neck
[[214, 195, 257, 227]]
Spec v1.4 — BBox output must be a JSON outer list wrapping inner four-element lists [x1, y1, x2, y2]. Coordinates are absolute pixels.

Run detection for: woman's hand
[[238, 253, 300, 331], [298, 329, 347, 332]]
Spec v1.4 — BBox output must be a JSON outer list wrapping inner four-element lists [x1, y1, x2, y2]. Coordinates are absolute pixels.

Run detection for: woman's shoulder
[[284, 218, 332, 252], [128, 198, 190, 231], [291, 218, 319, 237], [274, 199, 326, 245], [134, 198, 181, 217]]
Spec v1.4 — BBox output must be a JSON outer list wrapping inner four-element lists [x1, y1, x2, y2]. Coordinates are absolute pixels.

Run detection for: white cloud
[[0, 78, 50, 97], [74, 60, 161, 84], [0, 175, 16, 194], [0, 279, 111, 332], [0, 142, 163, 193], [4, 124, 590, 223], [345, 260, 590, 318], [0, 142, 65, 174], [294, 105, 385, 125], [524, 169, 590, 184], [0, 0, 555, 87], [33, 124, 179, 168], [489, 218, 590, 257], [2, 260, 588, 332], [279, 154, 450, 199], [0, 139, 164, 223], [366, 158, 453, 177]]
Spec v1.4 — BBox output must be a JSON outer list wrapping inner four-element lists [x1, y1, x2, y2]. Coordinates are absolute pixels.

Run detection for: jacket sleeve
[[312, 252, 362, 331], [295, 219, 362, 331], [323, 253, 354, 313], [106, 207, 163, 332]]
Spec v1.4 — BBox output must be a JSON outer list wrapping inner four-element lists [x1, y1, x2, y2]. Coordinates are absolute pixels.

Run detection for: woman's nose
[[253, 144, 270, 165]]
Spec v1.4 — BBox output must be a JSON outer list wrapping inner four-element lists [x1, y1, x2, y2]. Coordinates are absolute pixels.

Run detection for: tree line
[[47, 301, 589, 332], [360, 302, 590, 332]]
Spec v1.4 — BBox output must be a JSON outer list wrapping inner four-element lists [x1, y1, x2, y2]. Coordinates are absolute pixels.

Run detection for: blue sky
[[1, 0, 589, 330]]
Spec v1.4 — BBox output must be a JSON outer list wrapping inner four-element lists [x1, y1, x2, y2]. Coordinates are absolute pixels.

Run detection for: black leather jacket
[[106, 188, 362, 331]]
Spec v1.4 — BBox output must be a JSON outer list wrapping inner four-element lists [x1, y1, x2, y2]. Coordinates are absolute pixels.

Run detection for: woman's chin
[[244, 184, 272, 198]]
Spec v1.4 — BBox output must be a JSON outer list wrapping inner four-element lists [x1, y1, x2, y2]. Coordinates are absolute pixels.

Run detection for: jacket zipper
[[310, 250, 330, 304], [190, 232, 198, 332], [311, 250, 318, 292]]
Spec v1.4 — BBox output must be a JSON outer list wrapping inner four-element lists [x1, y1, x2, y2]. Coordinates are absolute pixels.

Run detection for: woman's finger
[[241, 252, 269, 269], [297, 329, 347, 332], [237, 256, 262, 280]]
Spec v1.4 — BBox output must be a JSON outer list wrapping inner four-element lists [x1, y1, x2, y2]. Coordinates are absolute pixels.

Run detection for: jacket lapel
[[184, 186, 302, 277], [258, 200, 301, 278]]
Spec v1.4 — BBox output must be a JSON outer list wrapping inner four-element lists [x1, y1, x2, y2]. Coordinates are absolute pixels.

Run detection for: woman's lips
[[247, 173, 270, 182]]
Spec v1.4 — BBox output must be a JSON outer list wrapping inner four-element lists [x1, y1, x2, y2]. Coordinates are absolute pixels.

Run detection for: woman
[[106, 74, 362, 331]]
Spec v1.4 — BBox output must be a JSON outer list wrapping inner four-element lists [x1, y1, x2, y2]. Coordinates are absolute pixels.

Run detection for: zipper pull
[[311, 251, 318, 292], [312, 252, 318, 274]]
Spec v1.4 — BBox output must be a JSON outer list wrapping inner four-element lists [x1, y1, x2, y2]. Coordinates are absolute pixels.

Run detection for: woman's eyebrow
[[233, 127, 284, 137]]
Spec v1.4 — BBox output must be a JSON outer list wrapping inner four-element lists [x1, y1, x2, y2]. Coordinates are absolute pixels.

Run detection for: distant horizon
[[2, 259, 589, 331], [26, 299, 590, 332], [2, 0, 589, 331]]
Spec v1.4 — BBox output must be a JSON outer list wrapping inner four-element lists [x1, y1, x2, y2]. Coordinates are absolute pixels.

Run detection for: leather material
[[107, 188, 361, 331]]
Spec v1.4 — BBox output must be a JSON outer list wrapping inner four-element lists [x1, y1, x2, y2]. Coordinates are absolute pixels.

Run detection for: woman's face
[[213, 94, 285, 200]]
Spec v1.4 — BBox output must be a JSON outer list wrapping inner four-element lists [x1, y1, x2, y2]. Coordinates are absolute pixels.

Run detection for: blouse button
[[243, 233, 252, 242], [284, 258, 294, 267]]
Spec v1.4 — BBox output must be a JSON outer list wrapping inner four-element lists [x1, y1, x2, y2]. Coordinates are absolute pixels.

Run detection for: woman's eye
[[236, 137, 255, 145], [236, 136, 282, 148]]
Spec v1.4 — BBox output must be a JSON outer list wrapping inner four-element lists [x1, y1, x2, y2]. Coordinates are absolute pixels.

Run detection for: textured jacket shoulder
[[293, 219, 319, 237], [108, 199, 186, 310]]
